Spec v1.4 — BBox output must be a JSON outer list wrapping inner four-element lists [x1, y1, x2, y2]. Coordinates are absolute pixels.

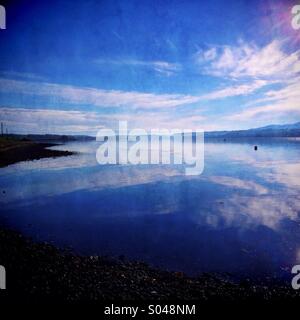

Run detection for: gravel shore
[[0, 227, 299, 303]]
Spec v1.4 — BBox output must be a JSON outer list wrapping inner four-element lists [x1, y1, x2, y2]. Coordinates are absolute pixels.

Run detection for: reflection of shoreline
[[0, 225, 299, 302], [0, 137, 75, 168]]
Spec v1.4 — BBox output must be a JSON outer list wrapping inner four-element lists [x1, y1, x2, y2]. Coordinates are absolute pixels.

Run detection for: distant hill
[[205, 122, 300, 138], [4, 122, 300, 141]]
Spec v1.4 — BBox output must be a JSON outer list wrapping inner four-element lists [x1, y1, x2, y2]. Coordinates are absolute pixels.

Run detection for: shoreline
[[0, 137, 75, 168], [0, 226, 299, 302]]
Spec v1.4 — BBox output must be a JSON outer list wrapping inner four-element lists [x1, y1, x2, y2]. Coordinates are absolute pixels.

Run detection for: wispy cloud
[[0, 107, 106, 134], [200, 80, 270, 100], [226, 97, 300, 123], [94, 58, 181, 76], [196, 39, 300, 124], [0, 78, 198, 109], [0, 70, 47, 81], [225, 80, 300, 123], [196, 40, 300, 80], [224, 76, 300, 123], [1, 37, 299, 134], [0, 75, 270, 113], [0, 107, 208, 134]]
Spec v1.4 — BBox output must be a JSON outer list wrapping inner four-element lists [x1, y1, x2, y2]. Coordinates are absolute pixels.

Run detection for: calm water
[[1, 138, 300, 280]]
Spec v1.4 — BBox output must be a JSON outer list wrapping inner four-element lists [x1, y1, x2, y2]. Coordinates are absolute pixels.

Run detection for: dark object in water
[[254, 146, 258, 151]]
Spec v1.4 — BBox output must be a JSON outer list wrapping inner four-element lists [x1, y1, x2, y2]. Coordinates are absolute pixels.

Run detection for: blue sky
[[0, 0, 299, 134]]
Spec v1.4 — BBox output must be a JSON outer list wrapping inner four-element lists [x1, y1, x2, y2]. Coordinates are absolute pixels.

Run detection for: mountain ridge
[[205, 122, 300, 138]]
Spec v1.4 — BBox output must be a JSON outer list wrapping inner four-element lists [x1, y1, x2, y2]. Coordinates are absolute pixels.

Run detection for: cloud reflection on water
[[0, 139, 299, 232]]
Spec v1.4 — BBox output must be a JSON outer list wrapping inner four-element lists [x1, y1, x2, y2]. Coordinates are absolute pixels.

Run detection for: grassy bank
[[0, 137, 75, 167], [0, 227, 299, 303]]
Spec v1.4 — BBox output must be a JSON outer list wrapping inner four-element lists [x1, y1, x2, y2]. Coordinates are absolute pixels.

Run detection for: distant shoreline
[[0, 137, 75, 168], [3, 119, 300, 142]]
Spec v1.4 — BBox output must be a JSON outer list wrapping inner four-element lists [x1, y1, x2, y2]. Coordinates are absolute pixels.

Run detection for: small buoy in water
[[254, 146, 258, 151]]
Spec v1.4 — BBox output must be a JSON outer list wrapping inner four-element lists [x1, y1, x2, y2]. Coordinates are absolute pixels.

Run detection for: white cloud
[[1, 40, 299, 132], [196, 39, 300, 124], [0, 107, 208, 134], [224, 76, 300, 123], [94, 58, 181, 76], [0, 75, 269, 113], [197, 40, 300, 80], [264, 78, 300, 102], [151, 61, 180, 76], [226, 98, 300, 122], [200, 80, 269, 100], [0, 78, 198, 109], [0, 107, 106, 134]]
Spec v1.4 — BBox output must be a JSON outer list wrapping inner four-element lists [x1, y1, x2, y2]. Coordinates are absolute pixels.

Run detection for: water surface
[[1, 138, 300, 279]]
